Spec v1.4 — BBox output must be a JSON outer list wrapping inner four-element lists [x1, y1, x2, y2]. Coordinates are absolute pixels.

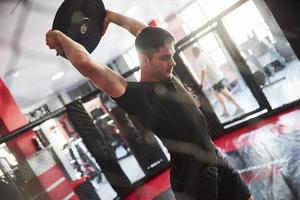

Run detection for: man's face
[[148, 43, 176, 81]]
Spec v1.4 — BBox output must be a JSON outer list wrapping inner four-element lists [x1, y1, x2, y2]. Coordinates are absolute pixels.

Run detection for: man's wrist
[[106, 10, 117, 24]]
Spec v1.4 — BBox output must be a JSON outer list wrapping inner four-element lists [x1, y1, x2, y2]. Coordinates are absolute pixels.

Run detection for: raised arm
[[46, 10, 147, 97], [46, 30, 126, 97], [200, 69, 206, 86], [103, 10, 147, 36]]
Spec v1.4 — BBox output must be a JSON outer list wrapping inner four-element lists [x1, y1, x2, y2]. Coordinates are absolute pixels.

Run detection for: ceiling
[[0, 0, 190, 109]]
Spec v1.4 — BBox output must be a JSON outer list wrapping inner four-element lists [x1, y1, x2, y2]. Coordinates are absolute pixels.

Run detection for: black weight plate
[[52, 0, 106, 58]]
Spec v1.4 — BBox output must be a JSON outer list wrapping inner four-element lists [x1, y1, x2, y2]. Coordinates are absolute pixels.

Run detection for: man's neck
[[140, 71, 160, 82]]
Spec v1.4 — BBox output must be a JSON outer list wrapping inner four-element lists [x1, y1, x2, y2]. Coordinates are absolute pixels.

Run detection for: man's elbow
[[72, 55, 93, 77]]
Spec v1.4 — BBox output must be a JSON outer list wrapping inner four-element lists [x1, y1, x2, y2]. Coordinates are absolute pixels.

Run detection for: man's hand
[[102, 10, 112, 36], [101, 10, 146, 37], [45, 11, 128, 98], [46, 30, 64, 56]]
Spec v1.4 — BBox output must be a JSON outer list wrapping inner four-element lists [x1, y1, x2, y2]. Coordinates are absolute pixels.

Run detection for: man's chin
[[159, 73, 172, 81], [166, 73, 173, 79]]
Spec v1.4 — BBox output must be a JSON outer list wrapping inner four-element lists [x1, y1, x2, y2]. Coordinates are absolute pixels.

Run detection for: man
[[192, 46, 244, 117], [46, 10, 252, 200]]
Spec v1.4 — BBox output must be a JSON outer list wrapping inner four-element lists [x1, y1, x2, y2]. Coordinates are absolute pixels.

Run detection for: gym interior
[[1, 0, 300, 199]]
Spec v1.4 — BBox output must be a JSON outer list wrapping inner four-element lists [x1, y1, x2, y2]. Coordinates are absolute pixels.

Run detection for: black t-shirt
[[113, 76, 224, 181]]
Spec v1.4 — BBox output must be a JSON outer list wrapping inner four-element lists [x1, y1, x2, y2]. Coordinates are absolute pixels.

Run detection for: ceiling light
[[51, 72, 64, 80], [12, 72, 19, 77], [3, 69, 21, 78]]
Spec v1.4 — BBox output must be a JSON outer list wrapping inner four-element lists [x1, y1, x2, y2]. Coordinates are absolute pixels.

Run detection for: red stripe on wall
[[37, 164, 78, 200], [37, 164, 65, 189], [0, 79, 37, 159], [69, 194, 80, 200], [47, 179, 78, 200]]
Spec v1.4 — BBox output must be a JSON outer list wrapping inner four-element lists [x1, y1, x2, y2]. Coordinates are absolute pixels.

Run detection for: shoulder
[[114, 81, 154, 100], [112, 82, 157, 116]]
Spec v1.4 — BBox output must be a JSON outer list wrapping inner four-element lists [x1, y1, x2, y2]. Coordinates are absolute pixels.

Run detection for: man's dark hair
[[135, 27, 175, 58]]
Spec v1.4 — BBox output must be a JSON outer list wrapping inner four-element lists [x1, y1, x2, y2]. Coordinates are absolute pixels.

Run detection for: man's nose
[[169, 58, 176, 66]]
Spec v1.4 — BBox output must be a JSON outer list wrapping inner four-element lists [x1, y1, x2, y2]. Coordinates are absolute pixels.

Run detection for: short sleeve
[[112, 82, 148, 116]]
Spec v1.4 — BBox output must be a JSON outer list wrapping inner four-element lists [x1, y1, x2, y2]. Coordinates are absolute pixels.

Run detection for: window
[[123, 47, 140, 80], [179, 2, 207, 33], [197, 0, 239, 19]]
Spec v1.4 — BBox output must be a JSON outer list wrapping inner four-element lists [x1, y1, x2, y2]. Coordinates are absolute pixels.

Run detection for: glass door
[[179, 29, 262, 125], [176, 0, 300, 129], [222, 0, 300, 109]]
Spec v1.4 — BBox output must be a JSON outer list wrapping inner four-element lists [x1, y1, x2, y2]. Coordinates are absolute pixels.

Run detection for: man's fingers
[[102, 10, 111, 36], [46, 42, 56, 49], [55, 46, 64, 56], [47, 43, 54, 49], [56, 50, 61, 56], [102, 18, 110, 35], [45, 30, 63, 53], [102, 22, 108, 36]]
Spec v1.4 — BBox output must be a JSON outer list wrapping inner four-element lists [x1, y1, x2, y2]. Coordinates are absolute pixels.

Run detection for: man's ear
[[140, 54, 150, 68]]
